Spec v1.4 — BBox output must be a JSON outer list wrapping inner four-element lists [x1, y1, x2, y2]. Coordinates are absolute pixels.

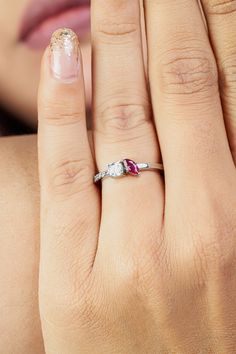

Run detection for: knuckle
[[42, 105, 84, 127], [40, 289, 80, 328], [205, 218, 236, 277], [172, 219, 236, 289], [111, 255, 152, 294], [95, 20, 139, 44], [204, 0, 236, 15], [49, 159, 93, 197], [40, 283, 95, 329], [160, 50, 218, 95], [96, 102, 152, 143], [107, 257, 139, 291]]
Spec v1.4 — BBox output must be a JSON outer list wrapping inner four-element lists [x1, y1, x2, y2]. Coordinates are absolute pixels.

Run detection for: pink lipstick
[[19, 0, 90, 50]]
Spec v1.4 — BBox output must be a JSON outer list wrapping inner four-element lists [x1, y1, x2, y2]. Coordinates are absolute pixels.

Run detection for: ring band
[[94, 158, 164, 183]]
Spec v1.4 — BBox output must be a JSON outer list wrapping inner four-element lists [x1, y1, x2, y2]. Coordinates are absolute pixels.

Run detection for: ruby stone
[[124, 159, 140, 175]]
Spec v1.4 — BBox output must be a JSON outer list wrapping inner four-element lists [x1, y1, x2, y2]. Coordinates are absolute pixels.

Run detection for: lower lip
[[23, 5, 90, 50]]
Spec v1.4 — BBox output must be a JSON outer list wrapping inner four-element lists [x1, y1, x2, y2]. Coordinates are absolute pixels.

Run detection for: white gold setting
[[94, 159, 164, 183]]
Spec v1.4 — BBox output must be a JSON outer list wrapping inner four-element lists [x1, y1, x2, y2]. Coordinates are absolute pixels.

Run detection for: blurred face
[[0, 0, 91, 127]]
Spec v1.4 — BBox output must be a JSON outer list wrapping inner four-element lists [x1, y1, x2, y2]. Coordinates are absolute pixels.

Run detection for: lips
[[19, 0, 90, 49]]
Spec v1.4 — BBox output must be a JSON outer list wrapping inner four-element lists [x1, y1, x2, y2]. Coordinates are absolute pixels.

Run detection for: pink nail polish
[[50, 28, 80, 83]]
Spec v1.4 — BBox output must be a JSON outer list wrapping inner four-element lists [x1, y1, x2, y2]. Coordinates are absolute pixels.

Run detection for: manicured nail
[[50, 28, 80, 83]]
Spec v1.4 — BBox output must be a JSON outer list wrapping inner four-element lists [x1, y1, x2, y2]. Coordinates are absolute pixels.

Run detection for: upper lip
[[19, 0, 90, 40]]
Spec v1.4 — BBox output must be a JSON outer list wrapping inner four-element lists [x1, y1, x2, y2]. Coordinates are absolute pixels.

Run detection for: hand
[[38, 1, 236, 353]]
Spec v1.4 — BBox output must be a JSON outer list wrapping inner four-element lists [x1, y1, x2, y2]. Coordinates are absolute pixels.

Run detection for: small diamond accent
[[108, 161, 126, 177]]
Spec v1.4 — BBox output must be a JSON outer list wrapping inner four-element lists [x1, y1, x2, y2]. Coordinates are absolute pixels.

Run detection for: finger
[[144, 0, 234, 192], [91, 1, 164, 254], [201, 0, 236, 164], [38, 29, 99, 326]]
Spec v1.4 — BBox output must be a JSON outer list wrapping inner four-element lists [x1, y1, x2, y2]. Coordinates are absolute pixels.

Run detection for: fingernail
[[50, 28, 80, 83]]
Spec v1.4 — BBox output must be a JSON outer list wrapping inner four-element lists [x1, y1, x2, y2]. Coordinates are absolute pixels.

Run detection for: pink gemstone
[[124, 159, 140, 176]]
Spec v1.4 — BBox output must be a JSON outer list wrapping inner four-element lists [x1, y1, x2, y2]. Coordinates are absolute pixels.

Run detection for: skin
[[0, 135, 43, 353], [0, 1, 235, 354]]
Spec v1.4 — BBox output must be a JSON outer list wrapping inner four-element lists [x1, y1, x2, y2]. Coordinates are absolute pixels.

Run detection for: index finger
[[38, 29, 100, 336]]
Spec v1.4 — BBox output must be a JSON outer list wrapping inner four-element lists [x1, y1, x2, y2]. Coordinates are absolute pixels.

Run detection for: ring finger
[[92, 0, 164, 258]]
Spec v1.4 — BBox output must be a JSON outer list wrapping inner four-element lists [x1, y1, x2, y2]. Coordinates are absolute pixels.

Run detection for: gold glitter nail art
[[50, 28, 78, 48], [50, 28, 80, 82], [50, 28, 79, 57]]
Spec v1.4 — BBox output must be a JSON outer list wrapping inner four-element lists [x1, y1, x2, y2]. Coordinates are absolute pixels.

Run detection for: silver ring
[[94, 158, 164, 183]]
